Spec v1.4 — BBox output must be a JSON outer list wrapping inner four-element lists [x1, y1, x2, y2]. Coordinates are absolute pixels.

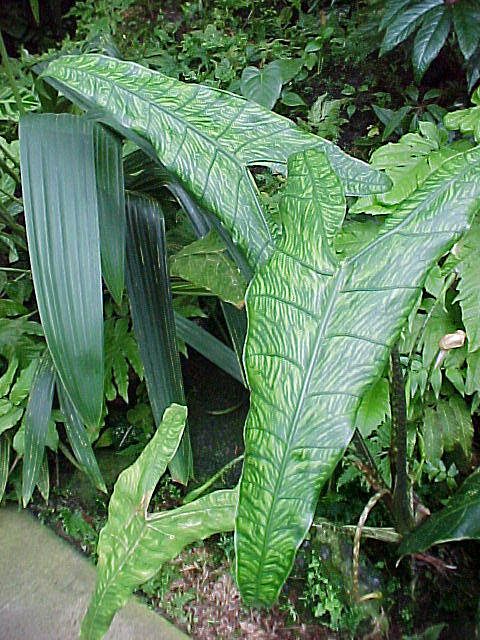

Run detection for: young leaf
[[398, 468, 480, 556], [170, 231, 247, 307], [236, 145, 480, 606], [126, 194, 192, 484], [240, 64, 283, 110], [43, 54, 391, 270], [81, 404, 237, 640], [22, 351, 55, 507], [19, 114, 104, 430]]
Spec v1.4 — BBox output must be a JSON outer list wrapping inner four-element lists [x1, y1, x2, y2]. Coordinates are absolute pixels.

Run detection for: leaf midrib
[[53, 64, 277, 251]]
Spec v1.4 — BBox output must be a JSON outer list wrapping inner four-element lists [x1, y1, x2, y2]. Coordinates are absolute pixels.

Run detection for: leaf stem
[[0, 29, 25, 116], [182, 454, 244, 504]]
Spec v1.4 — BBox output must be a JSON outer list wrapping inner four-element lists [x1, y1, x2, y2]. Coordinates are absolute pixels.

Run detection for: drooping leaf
[[94, 124, 125, 304], [43, 54, 391, 270], [413, 7, 450, 80], [125, 193, 192, 484], [452, 0, 480, 60], [57, 380, 107, 493], [22, 350, 55, 507], [170, 231, 247, 307], [174, 312, 244, 385], [0, 433, 10, 502], [380, 0, 444, 55], [19, 114, 104, 429], [398, 468, 480, 556], [81, 403, 237, 640], [236, 145, 480, 606], [240, 64, 283, 110]]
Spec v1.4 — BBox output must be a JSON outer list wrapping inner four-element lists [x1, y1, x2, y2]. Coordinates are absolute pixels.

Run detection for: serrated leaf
[[452, 0, 480, 60], [420, 305, 456, 369], [58, 380, 107, 493], [170, 231, 247, 306], [236, 145, 480, 606], [398, 468, 480, 555], [104, 317, 142, 403], [413, 6, 450, 80], [380, 0, 444, 55], [20, 114, 104, 429], [126, 194, 192, 484], [355, 377, 390, 438], [22, 351, 55, 506], [80, 403, 237, 640], [0, 433, 10, 501], [241, 65, 283, 110], [43, 54, 391, 270]]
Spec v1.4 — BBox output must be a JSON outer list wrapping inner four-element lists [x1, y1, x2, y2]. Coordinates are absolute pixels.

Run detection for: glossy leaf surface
[[22, 351, 55, 506], [398, 468, 480, 556], [19, 114, 104, 429], [81, 404, 237, 640], [236, 146, 480, 606], [454, 226, 480, 352], [43, 54, 390, 269], [170, 231, 247, 306], [125, 194, 192, 484], [413, 7, 450, 80]]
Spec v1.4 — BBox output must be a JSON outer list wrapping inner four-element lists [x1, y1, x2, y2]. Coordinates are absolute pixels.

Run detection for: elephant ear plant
[[16, 54, 480, 637]]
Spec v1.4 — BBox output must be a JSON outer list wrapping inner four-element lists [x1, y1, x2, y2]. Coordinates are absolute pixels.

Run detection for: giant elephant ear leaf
[[235, 145, 480, 606], [81, 403, 237, 640], [42, 53, 390, 270], [19, 114, 104, 430]]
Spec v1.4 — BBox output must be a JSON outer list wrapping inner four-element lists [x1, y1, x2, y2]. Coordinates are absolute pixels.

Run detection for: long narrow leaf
[[43, 54, 391, 270], [235, 146, 480, 606], [174, 312, 244, 385], [19, 114, 104, 429], [22, 351, 55, 506], [94, 125, 125, 304], [126, 194, 192, 484], [81, 403, 237, 640], [57, 380, 107, 493]]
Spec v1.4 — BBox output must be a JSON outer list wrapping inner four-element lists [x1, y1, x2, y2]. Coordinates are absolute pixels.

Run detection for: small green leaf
[[9, 358, 38, 405], [355, 377, 390, 438], [170, 231, 247, 307], [241, 64, 283, 110], [454, 227, 480, 352], [0, 357, 18, 397], [0, 433, 10, 502], [267, 59, 303, 84], [281, 91, 307, 107]]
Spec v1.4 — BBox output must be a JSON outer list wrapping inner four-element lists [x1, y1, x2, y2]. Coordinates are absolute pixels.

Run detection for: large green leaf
[[125, 193, 192, 484], [19, 114, 104, 429], [22, 350, 55, 506], [94, 124, 125, 304], [42, 54, 390, 270], [240, 64, 283, 110], [452, 0, 480, 60], [57, 380, 106, 493], [170, 230, 247, 306], [235, 145, 480, 606], [398, 468, 480, 556], [413, 6, 450, 80], [81, 403, 237, 640], [454, 226, 480, 352]]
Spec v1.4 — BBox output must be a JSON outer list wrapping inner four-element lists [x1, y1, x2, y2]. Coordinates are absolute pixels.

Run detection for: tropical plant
[[379, 0, 480, 88], [16, 53, 480, 637]]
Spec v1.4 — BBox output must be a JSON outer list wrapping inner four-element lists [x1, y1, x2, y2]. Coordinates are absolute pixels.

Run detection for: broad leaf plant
[[12, 53, 480, 637]]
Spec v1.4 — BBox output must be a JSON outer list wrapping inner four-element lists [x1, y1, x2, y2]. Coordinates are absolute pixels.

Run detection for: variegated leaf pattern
[[235, 146, 480, 606], [43, 54, 390, 269]]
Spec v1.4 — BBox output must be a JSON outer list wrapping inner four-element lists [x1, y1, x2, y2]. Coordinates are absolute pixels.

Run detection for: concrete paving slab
[[0, 507, 189, 640]]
